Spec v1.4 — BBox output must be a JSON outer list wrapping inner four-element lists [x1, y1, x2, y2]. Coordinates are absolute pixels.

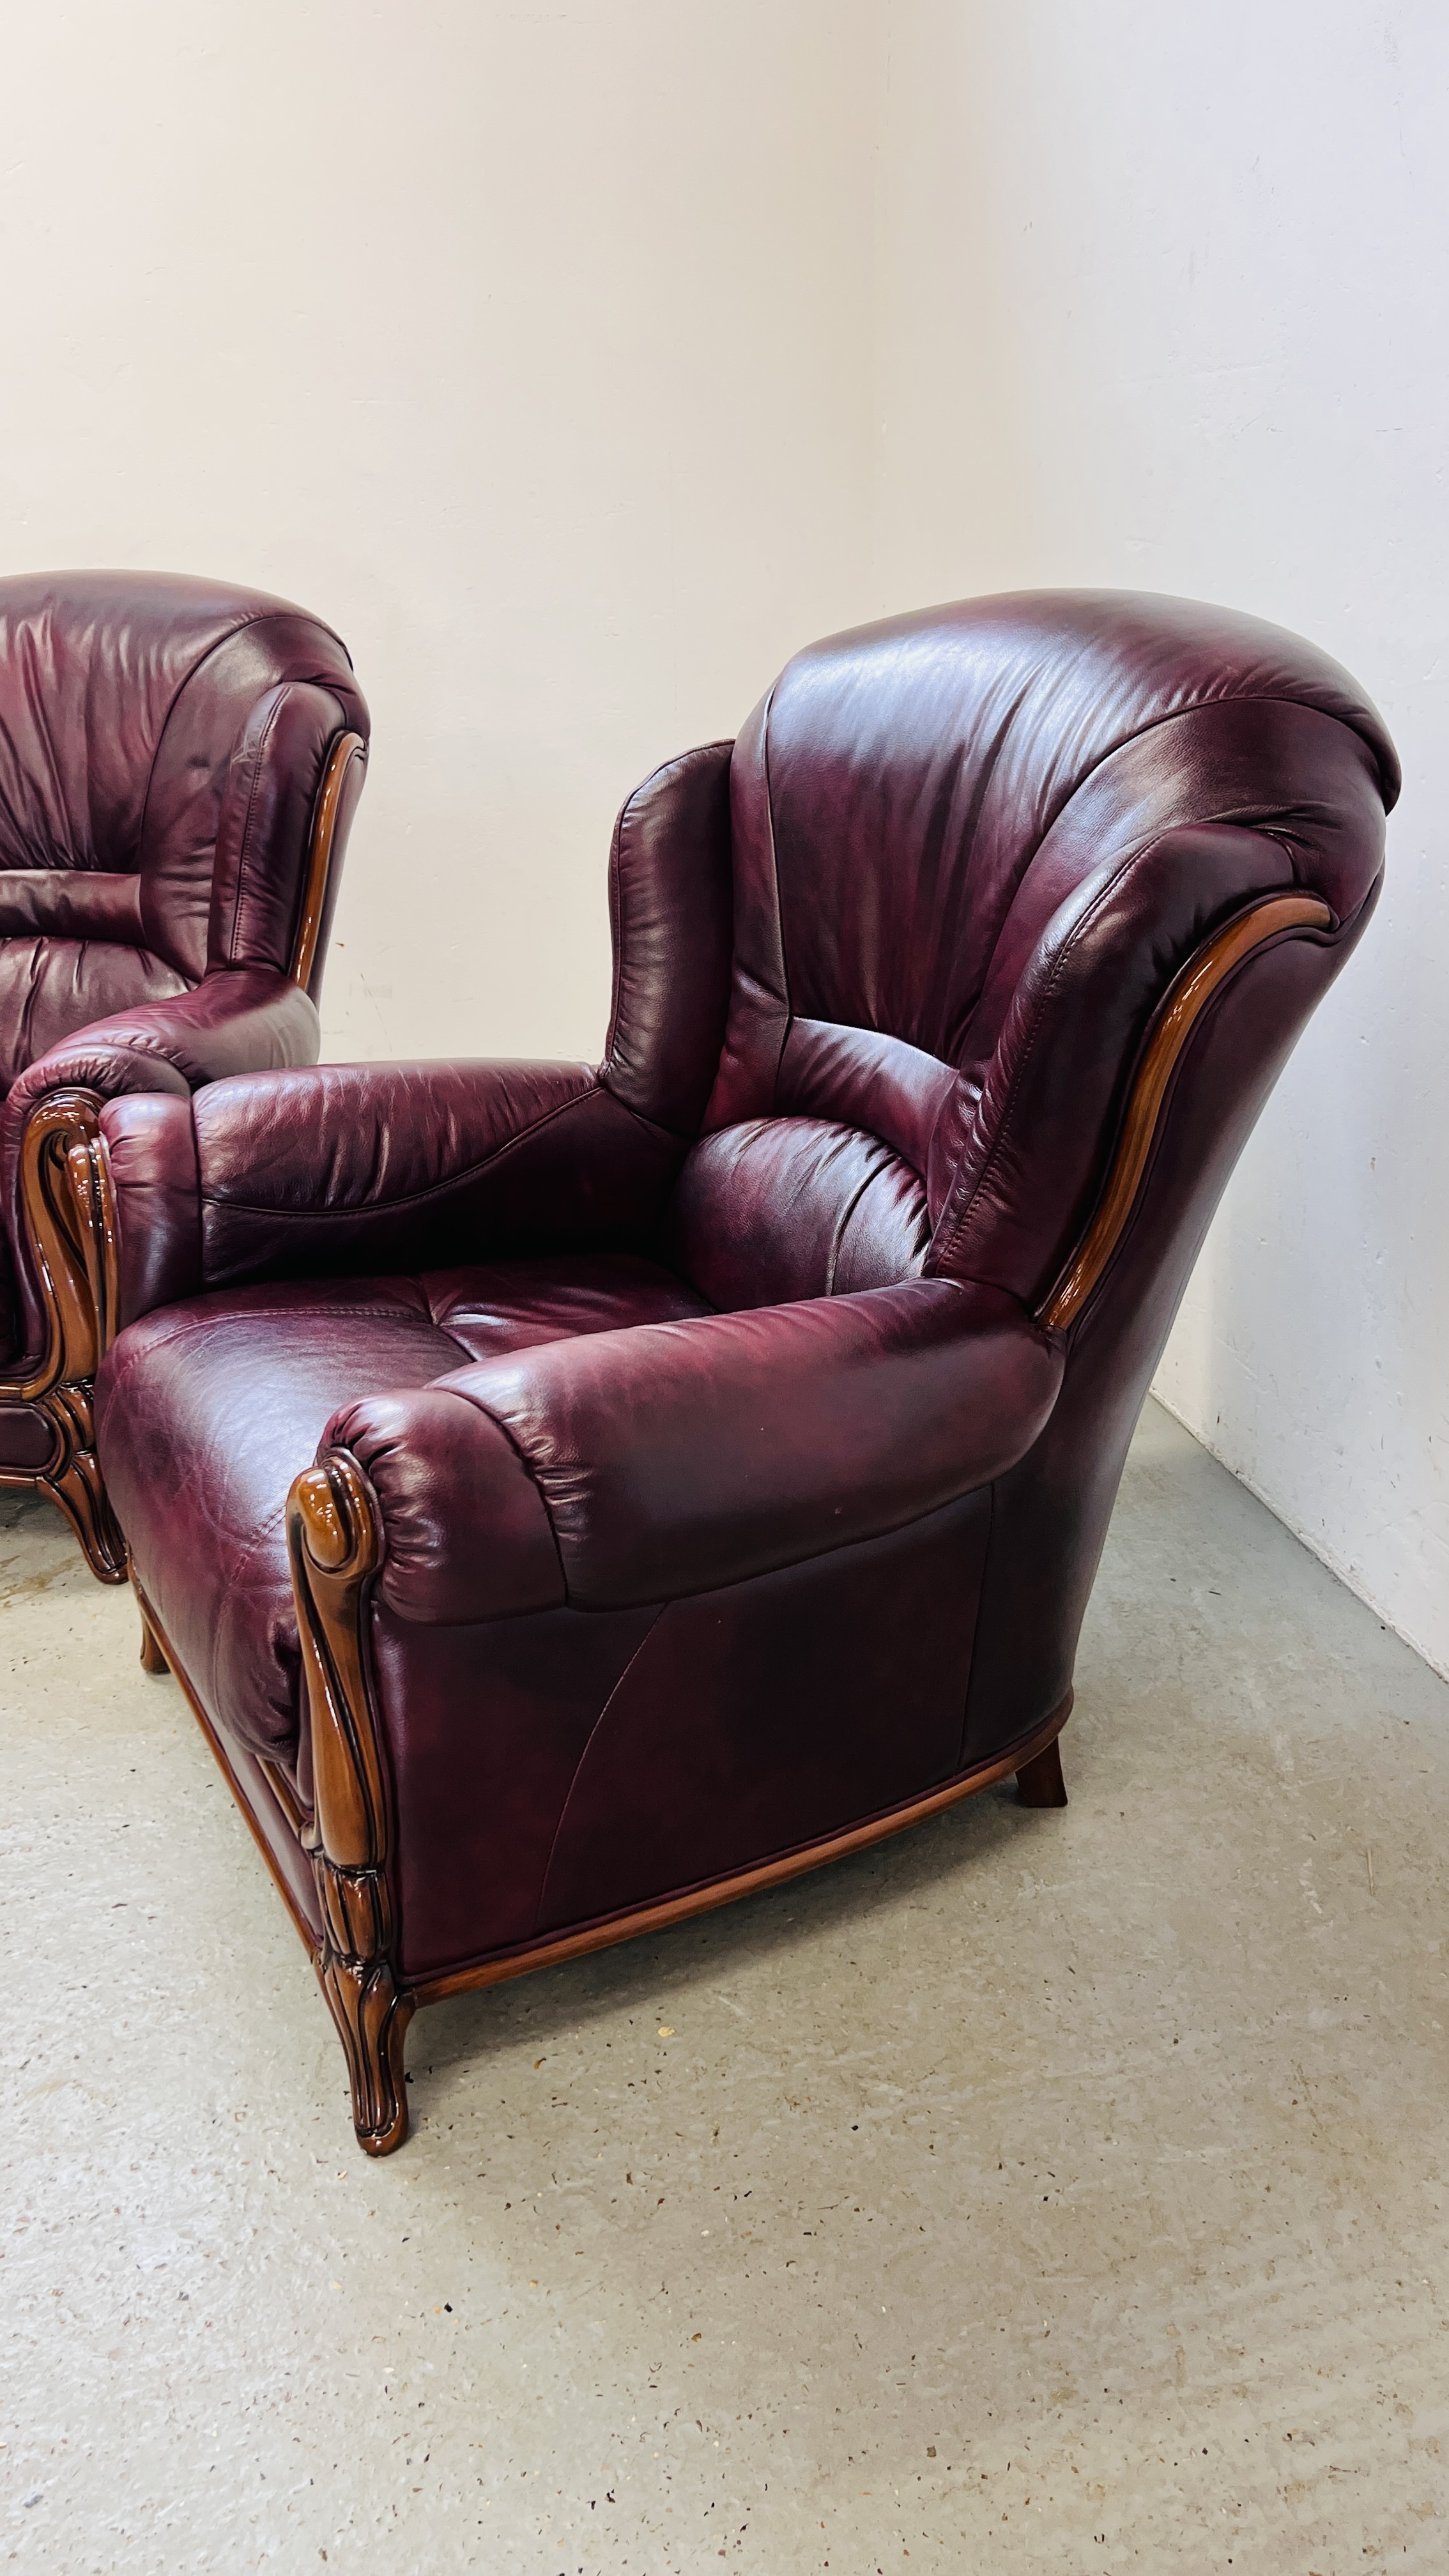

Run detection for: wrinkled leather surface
[[706, 590, 1394, 1133], [376, 1492, 992, 1977], [0, 572, 366, 977], [102, 1094, 203, 1328], [601, 741, 734, 1134], [96, 1257, 713, 1756], [206, 681, 360, 977], [661, 1117, 930, 1312], [188, 1060, 681, 1287], [93, 590, 1396, 1990], [332, 1276, 1059, 1615], [0, 940, 190, 1096], [1, 970, 320, 1365], [0, 871, 145, 945], [698, 594, 1392, 1310], [0, 571, 368, 1377]]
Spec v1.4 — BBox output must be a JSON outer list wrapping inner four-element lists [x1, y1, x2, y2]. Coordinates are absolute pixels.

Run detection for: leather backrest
[[0, 570, 369, 1022], [670, 592, 1396, 1314]]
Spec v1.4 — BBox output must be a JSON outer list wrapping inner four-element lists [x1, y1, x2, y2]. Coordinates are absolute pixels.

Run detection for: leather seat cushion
[[95, 1255, 711, 1767]]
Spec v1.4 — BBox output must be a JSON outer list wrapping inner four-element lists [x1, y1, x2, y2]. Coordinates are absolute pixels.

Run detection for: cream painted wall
[[873, 1, 1449, 1672], [0, 0, 880, 1061]]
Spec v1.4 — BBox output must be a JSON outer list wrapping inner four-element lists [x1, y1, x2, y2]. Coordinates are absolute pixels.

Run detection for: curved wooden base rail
[[289, 731, 367, 991], [138, 1455, 1073, 2156], [0, 1088, 126, 1579], [1039, 890, 1332, 1334]]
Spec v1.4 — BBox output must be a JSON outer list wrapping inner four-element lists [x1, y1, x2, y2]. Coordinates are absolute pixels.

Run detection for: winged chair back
[[0, 571, 367, 1082], [659, 594, 1395, 1319]]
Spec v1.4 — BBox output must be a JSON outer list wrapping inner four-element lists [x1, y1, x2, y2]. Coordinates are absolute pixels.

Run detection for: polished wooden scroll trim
[[289, 731, 366, 989], [65, 1116, 120, 1365], [0, 1089, 126, 1579], [1039, 892, 1332, 1333], [411, 1694, 1073, 2009], [287, 1453, 411, 2156]]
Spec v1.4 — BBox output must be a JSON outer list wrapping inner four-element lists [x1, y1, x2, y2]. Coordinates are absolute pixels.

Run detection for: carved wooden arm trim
[[287, 1450, 411, 2154], [289, 730, 367, 990], [65, 1113, 120, 1370], [0, 1091, 127, 1577], [13, 1088, 109, 1400], [1038, 891, 1333, 1334]]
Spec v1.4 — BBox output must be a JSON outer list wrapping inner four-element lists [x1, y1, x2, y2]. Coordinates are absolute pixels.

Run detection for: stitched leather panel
[[0, 872, 144, 944], [96, 1254, 719, 1754], [533, 1492, 991, 1936], [0, 938, 190, 1092], [661, 1117, 929, 1312], [778, 1018, 960, 1174]]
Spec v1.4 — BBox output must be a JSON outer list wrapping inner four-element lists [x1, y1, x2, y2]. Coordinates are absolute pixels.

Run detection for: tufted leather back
[[0, 571, 368, 1089], [653, 592, 1397, 1317]]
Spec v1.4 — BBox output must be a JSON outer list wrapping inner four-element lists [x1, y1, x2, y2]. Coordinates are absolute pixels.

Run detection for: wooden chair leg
[[1016, 1735, 1068, 1807], [138, 1602, 169, 1675], [316, 1951, 413, 2156]]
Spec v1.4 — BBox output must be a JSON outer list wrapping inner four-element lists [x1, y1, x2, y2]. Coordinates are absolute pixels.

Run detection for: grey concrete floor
[[4, 1399, 1449, 2573]]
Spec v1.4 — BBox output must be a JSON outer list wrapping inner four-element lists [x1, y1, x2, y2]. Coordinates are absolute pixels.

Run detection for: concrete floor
[[4, 1400, 1449, 2573]]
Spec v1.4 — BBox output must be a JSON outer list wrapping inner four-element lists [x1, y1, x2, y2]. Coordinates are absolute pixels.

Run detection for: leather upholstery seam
[[933, 825, 1224, 1273], [136, 609, 337, 886], [226, 687, 286, 964], [50, 1018, 217, 1087], [198, 1077, 603, 1218], [1051, 914, 1342, 1337], [959, 701, 1341, 1060], [602, 742, 735, 1086], [226, 684, 330, 968], [760, 687, 793, 1100], [931, 682, 1035, 1043], [824, 1141, 896, 1295], [1059, 688, 1395, 815], [206, 1497, 292, 1743], [98, 1302, 450, 1358], [603, 806, 624, 1071], [529, 1601, 670, 1935], [596, 1082, 695, 1146], [954, 1475, 996, 1772], [428, 1382, 569, 1595]]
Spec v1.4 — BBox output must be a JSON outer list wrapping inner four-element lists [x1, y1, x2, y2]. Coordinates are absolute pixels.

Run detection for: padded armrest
[[329, 1276, 1064, 1620], [8, 967, 319, 1114], [0, 969, 321, 1366], [98, 1055, 684, 1321]]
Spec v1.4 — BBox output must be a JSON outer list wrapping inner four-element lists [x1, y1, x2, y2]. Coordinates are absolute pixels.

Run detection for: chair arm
[[93, 1055, 682, 1324], [328, 1277, 1064, 1620], [0, 969, 319, 1369], [8, 967, 320, 1119]]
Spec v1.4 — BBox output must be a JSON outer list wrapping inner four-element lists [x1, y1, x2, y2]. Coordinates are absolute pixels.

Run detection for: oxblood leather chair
[[0, 572, 368, 1575], [88, 594, 1395, 2154]]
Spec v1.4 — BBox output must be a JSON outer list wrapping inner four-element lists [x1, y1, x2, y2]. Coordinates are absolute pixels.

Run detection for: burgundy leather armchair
[[0, 572, 367, 1575], [88, 593, 1394, 2153]]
